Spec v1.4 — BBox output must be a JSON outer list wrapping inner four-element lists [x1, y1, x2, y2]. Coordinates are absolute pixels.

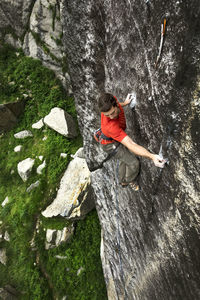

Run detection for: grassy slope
[[0, 45, 107, 299]]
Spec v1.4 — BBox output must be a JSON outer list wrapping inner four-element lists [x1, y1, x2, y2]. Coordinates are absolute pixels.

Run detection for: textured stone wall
[[0, 0, 200, 299], [62, 0, 200, 299]]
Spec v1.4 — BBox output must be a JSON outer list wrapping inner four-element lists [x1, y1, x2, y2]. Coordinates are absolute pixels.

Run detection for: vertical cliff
[[62, 0, 200, 299], [0, 0, 200, 299]]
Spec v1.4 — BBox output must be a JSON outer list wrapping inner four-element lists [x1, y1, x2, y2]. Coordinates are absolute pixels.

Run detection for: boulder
[[0, 248, 7, 265], [44, 107, 78, 138], [42, 157, 94, 219], [14, 130, 33, 139], [17, 158, 35, 181]]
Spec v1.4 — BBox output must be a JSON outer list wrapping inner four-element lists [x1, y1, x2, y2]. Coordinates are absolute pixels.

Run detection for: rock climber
[[97, 92, 165, 191]]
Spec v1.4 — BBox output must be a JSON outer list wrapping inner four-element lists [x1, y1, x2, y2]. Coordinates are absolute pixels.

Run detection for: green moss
[[0, 45, 107, 299]]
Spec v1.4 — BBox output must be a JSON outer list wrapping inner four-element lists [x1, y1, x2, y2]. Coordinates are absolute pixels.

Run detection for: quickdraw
[[155, 18, 167, 68]]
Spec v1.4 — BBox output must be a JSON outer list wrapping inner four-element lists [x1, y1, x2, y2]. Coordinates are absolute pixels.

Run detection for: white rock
[[37, 160, 46, 175], [39, 156, 44, 161], [0, 248, 7, 265], [17, 158, 35, 182], [77, 267, 84, 276], [10, 170, 15, 175], [42, 157, 92, 218], [32, 119, 44, 129], [56, 226, 74, 246], [23, 94, 29, 98], [2, 197, 9, 207], [46, 229, 57, 243], [55, 255, 67, 260], [42, 136, 47, 141], [14, 130, 33, 139], [44, 107, 78, 138], [14, 145, 22, 152], [4, 231, 10, 242], [45, 226, 74, 250], [60, 153, 67, 158], [26, 180, 40, 192]]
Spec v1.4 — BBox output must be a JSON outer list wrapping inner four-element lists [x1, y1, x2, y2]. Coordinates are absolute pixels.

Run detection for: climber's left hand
[[152, 154, 166, 168]]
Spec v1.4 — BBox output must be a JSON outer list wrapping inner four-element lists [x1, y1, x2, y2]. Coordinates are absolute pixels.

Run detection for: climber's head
[[98, 93, 119, 119]]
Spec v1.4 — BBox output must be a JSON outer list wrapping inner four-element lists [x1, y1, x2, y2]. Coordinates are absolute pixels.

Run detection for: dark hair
[[98, 93, 117, 112]]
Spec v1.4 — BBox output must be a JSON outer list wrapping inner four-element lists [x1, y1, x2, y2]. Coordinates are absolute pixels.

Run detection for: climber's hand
[[152, 154, 166, 168], [124, 94, 132, 105]]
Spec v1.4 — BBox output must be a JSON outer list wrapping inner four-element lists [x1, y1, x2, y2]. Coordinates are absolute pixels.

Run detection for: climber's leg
[[115, 144, 140, 184]]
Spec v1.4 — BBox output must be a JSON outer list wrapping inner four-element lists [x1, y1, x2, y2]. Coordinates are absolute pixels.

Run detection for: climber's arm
[[120, 100, 130, 107], [120, 94, 133, 107], [121, 135, 165, 168]]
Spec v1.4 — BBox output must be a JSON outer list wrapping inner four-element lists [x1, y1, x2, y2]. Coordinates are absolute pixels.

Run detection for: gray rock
[[0, 248, 7, 265], [0, 0, 200, 298], [4, 231, 10, 242], [46, 229, 57, 244], [26, 180, 40, 192], [71, 147, 85, 159], [55, 255, 67, 260], [62, 0, 200, 299], [45, 225, 74, 250], [17, 158, 35, 181], [14, 130, 33, 139], [42, 157, 94, 219], [44, 107, 78, 138], [0, 101, 25, 133], [0, 285, 18, 300]]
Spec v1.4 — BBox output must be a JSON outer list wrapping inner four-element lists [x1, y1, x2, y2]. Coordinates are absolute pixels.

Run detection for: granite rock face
[[62, 0, 200, 299], [1, 0, 200, 299]]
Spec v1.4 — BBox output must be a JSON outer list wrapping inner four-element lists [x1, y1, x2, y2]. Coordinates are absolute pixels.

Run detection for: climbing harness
[[93, 127, 114, 144], [155, 18, 167, 68]]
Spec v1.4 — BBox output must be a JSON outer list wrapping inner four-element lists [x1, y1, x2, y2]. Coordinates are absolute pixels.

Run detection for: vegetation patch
[[0, 44, 107, 299]]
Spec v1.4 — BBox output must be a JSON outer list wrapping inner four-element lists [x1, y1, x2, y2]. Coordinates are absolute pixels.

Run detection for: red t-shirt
[[101, 97, 127, 144]]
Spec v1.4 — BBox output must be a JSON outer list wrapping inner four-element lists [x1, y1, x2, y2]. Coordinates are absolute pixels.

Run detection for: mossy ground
[[0, 45, 107, 299]]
